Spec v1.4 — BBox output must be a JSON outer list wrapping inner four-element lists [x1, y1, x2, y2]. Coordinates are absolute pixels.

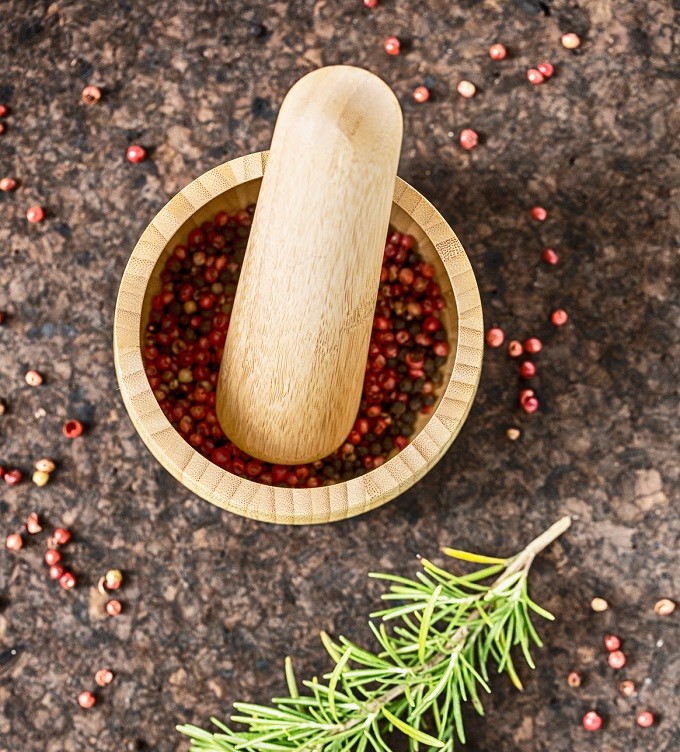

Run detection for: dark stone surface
[[0, 1, 678, 750]]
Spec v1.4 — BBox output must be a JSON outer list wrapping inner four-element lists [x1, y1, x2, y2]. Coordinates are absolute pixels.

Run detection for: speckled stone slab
[[0, 1, 678, 750]]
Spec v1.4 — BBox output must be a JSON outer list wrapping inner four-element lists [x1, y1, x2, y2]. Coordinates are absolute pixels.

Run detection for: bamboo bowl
[[113, 152, 483, 524]]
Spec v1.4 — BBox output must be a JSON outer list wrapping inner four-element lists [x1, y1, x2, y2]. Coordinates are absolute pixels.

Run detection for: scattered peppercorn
[[619, 680, 636, 697], [412, 86, 430, 103], [488, 43, 507, 60], [591, 597, 609, 612], [551, 308, 568, 326], [567, 671, 582, 688], [4, 469, 23, 486], [608, 650, 626, 669], [63, 419, 84, 438], [363, 0, 378, 7], [604, 634, 621, 652], [527, 68, 545, 85], [459, 128, 479, 150], [81, 85, 102, 104], [0, 123, 5, 136], [104, 569, 123, 590], [636, 711, 654, 728], [106, 599, 123, 616], [49, 564, 66, 580], [522, 396, 539, 414], [653, 598, 675, 615], [35, 458, 56, 474], [25, 370, 43, 387], [126, 144, 147, 164], [25, 512, 42, 534], [524, 337, 542, 354], [0, 104, 9, 117], [506, 427, 521, 441], [456, 80, 476, 98], [561, 33, 581, 49], [582, 711, 602, 732], [485, 327, 504, 347], [507, 340, 523, 358], [95, 669, 114, 687], [0, 177, 17, 191], [519, 361, 536, 379], [78, 691, 96, 709], [542, 248, 559, 265], [5, 533, 23, 551], [32, 470, 50, 487], [26, 206, 46, 223], [383, 36, 400, 56], [530, 206, 547, 221], [52, 527, 72, 546], [45, 549, 62, 566], [59, 571, 77, 590], [537, 62, 554, 78]]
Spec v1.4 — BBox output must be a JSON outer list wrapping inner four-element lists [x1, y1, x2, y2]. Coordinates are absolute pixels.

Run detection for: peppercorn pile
[[1, 1, 678, 751], [143, 210, 449, 486]]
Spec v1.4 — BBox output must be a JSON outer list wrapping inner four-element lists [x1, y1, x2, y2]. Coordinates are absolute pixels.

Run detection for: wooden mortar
[[113, 151, 483, 524]]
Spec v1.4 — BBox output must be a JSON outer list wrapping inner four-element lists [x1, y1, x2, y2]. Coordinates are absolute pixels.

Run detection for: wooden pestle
[[216, 66, 403, 465]]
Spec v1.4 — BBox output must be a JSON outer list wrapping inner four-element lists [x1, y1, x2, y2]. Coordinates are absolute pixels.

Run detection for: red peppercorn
[[485, 327, 504, 348], [78, 691, 96, 709], [59, 571, 77, 590], [542, 248, 559, 265], [524, 337, 542, 354], [26, 206, 46, 223], [81, 85, 102, 104], [636, 711, 654, 728], [488, 43, 507, 60], [63, 419, 84, 438], [0, 123, 5, 135], [5, 533, 23, 551], [0, 104, 9, 117], [561, 33, 581, 49], [537, 62, 554, 78], [522, 396, 539, 414], [95, 668, 114, 687], [433, 341, 449, 357], [519, 388, 535, 403], [44, 549, 62, 566], [530, 206, 547, 221], [551, 308, 568, 326], [52, 527, 72, 546], [126, 144, 147, 163], [106, 599, 123, 616], [619, 680, 636, 697], [582, 711, 602, 732], [507, 340, 523, 358], [519, 361, 536, 379], [383, 36, 400, 55], [4, 469, 22, 486], [25, 369, 43, 386], [459, 128, 479, 151], [603, 634, 621, 652], [608, 650, 626, 669], [49, 564, 66, 580], [527, 68, 545, 85], [363, 0, 378, 6], [412, 86, 430, 103], [0, 177, 17, 191]]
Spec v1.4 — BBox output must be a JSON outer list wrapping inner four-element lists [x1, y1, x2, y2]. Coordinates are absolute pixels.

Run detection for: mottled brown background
[[0, 0, 678, 750]]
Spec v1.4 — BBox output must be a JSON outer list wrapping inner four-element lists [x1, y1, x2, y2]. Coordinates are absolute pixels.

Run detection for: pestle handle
[[216, 66, 403, 466]]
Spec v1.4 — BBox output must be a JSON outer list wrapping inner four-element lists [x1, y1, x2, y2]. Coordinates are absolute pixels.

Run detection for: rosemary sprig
[[178, 516, 571, 752]]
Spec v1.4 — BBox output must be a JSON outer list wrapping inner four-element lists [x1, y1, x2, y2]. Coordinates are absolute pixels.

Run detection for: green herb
[[178, 516, 571, 751]]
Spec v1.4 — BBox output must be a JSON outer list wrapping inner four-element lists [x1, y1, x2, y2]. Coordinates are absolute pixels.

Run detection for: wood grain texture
[[113, 151, 483, 525], [218, 67, 403, 464]]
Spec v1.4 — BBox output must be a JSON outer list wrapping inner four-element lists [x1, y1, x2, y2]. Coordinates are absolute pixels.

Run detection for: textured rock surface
[[0, 1, 678, 750]]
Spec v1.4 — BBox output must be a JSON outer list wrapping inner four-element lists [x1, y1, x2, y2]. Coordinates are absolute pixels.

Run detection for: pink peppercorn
[[527, 69, 545, 85], [551, 308, 568, 326], [522, 396, 539, 414], [383, 36, 400, 56], [49, 564, 66, 580], [519, 361, 536, 379], [4, 469, 22, 486], [106, 599, 123, 616], [561, 33, 581, 49], [604, 634, 621, 652], [59, 571, 77, 590], [0, 104, 9, 117], [485, 327, 504, 347], [63, 419, 84, 438], [488, 43, 507, 60], [531, 206, 547, 221], [508, 340, 523, 358], [457, 80, 476, 98], [524, 337, 542, 354], [52, 527, 72, 546], [412, 86, 430, 103], [459, 128, 479, 150], [0, 177, 17, 191], [95, 669, 114, 687], [5, 533, 23, 551], [26, 206, 45, 223], [537, 62, 554, 78], [81, 85, 102, 105], [78, 691, 96, 709], [608, 650, 626, 669], [582, 711, 602, 732], [636, 711, 654, 728], [126, 144, 147, 163], [542, 248, 559, 265], [0, 123, 5, 135]]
